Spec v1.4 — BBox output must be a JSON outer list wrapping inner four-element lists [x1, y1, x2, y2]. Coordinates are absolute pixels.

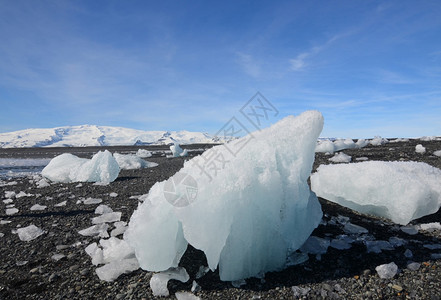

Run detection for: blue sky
[[0, 0, 440, 138]]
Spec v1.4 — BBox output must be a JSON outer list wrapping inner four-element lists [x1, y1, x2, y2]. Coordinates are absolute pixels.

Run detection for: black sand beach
[[1, 140, 441, 299]]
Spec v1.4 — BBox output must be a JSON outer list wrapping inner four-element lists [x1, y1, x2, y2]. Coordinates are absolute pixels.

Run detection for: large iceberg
[[311, 161, 441, 225], [42, 150, 120, 183], [124, 111, 324, 281]]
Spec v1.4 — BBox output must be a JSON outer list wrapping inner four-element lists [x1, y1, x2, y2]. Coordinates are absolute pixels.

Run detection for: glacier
[[311, 161, 441, 225], [0, 125, 224, 148], [124, 111, 324, 281], [41, 150, 120, 183]]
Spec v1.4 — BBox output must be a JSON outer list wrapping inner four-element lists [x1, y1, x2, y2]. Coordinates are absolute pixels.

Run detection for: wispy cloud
[[289, 32, 352, 71], [236, 52, 262, 78]]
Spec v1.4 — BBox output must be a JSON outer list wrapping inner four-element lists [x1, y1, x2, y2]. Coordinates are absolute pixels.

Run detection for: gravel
[[0, 140, 441, 299]]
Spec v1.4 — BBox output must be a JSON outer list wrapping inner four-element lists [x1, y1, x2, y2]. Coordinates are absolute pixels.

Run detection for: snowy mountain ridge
[[0, 125, 223, 148]]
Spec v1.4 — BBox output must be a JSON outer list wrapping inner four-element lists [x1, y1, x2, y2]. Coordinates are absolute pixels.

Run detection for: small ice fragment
[[76, 183, 83, 188], [232, 279, 246, 288], [5, 191, 16, 198], [99, 237, 135, 263], [6, 208, 19, 215], [195, 265, 210, 279], [404, 249, 413, 258], [191, 280, 201, 293], [51, 254, 66, 261], [110, 221, 127, 237], [330, 239, 352, 250], [286, 252, 309, 266], [175, 292, 201, 300], [16, 260, 28, 266], [3, 199, 13, 204], [407, 262, 420, 271], [415, 144, 426, 154], [36, 178, 50, 188], [78, 224, 109, 237], [95, 257, 139, 282], [83, 198, 103, 205], [401, 226, 418, 235], [95, 205, 113, 215], [16, 191, 32, 198], [30, 204, 47, 211], [54, 201, 67, 207], [85, 242, 104, 265], [329, 152, 351, 163], [434, 150, 441, 157], [0, 233, 4, 238], [92, 212, 121, 224], [0, 220, 12, 225], [375, 262, 398, 279], [109, 192, 118, 197], [292, 286, 311, 297], [418, 222, 441, 232], [300, 236, 330, 255], [150, 267, 190, 296], [343, 223, 368, 234], [16, 224, 45, 241]]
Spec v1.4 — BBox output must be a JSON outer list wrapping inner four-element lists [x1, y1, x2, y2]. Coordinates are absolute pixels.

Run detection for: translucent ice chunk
[[16, 224, 45, 242], [311, 161, 441, 225], [124, 111, 324, 281], [42, 150, 120, 183]]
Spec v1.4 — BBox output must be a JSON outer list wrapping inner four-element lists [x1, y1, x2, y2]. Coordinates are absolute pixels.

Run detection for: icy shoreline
[[1, 139, 441, 299]]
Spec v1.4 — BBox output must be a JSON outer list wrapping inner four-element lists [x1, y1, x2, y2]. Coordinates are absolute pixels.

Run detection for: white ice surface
[[124, 111, 324, 281], [42, 151, 120, 183], [95, 257, 139, 282], [311, 161, 441, 225], [17, 224, 45, 241], [78, 224, 109, 237], [30, 204, 47, 211], [113, 153, 158, 170], [434, 150, 441, 157], [92, 212, 121, 224]]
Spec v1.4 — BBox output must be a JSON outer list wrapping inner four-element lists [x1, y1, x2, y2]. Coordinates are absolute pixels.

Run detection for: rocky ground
[[0, 140, 441, 299]]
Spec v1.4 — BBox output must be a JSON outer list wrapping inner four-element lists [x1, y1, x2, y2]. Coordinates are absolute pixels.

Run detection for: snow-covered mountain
[[0, 125, 223, 148]]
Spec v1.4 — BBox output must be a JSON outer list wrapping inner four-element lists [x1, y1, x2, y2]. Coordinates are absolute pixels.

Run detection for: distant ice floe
[[42, 150, 120, 183], [328, 152, 351, 163], [311, 161, 441, 225], [169, 143, 188, 157], [113, 153, 158, 170], [415, 144, 426, 154], [124, 111, 324, 281], [136, 149, 152, 158], [434, 150, 441, 157]]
